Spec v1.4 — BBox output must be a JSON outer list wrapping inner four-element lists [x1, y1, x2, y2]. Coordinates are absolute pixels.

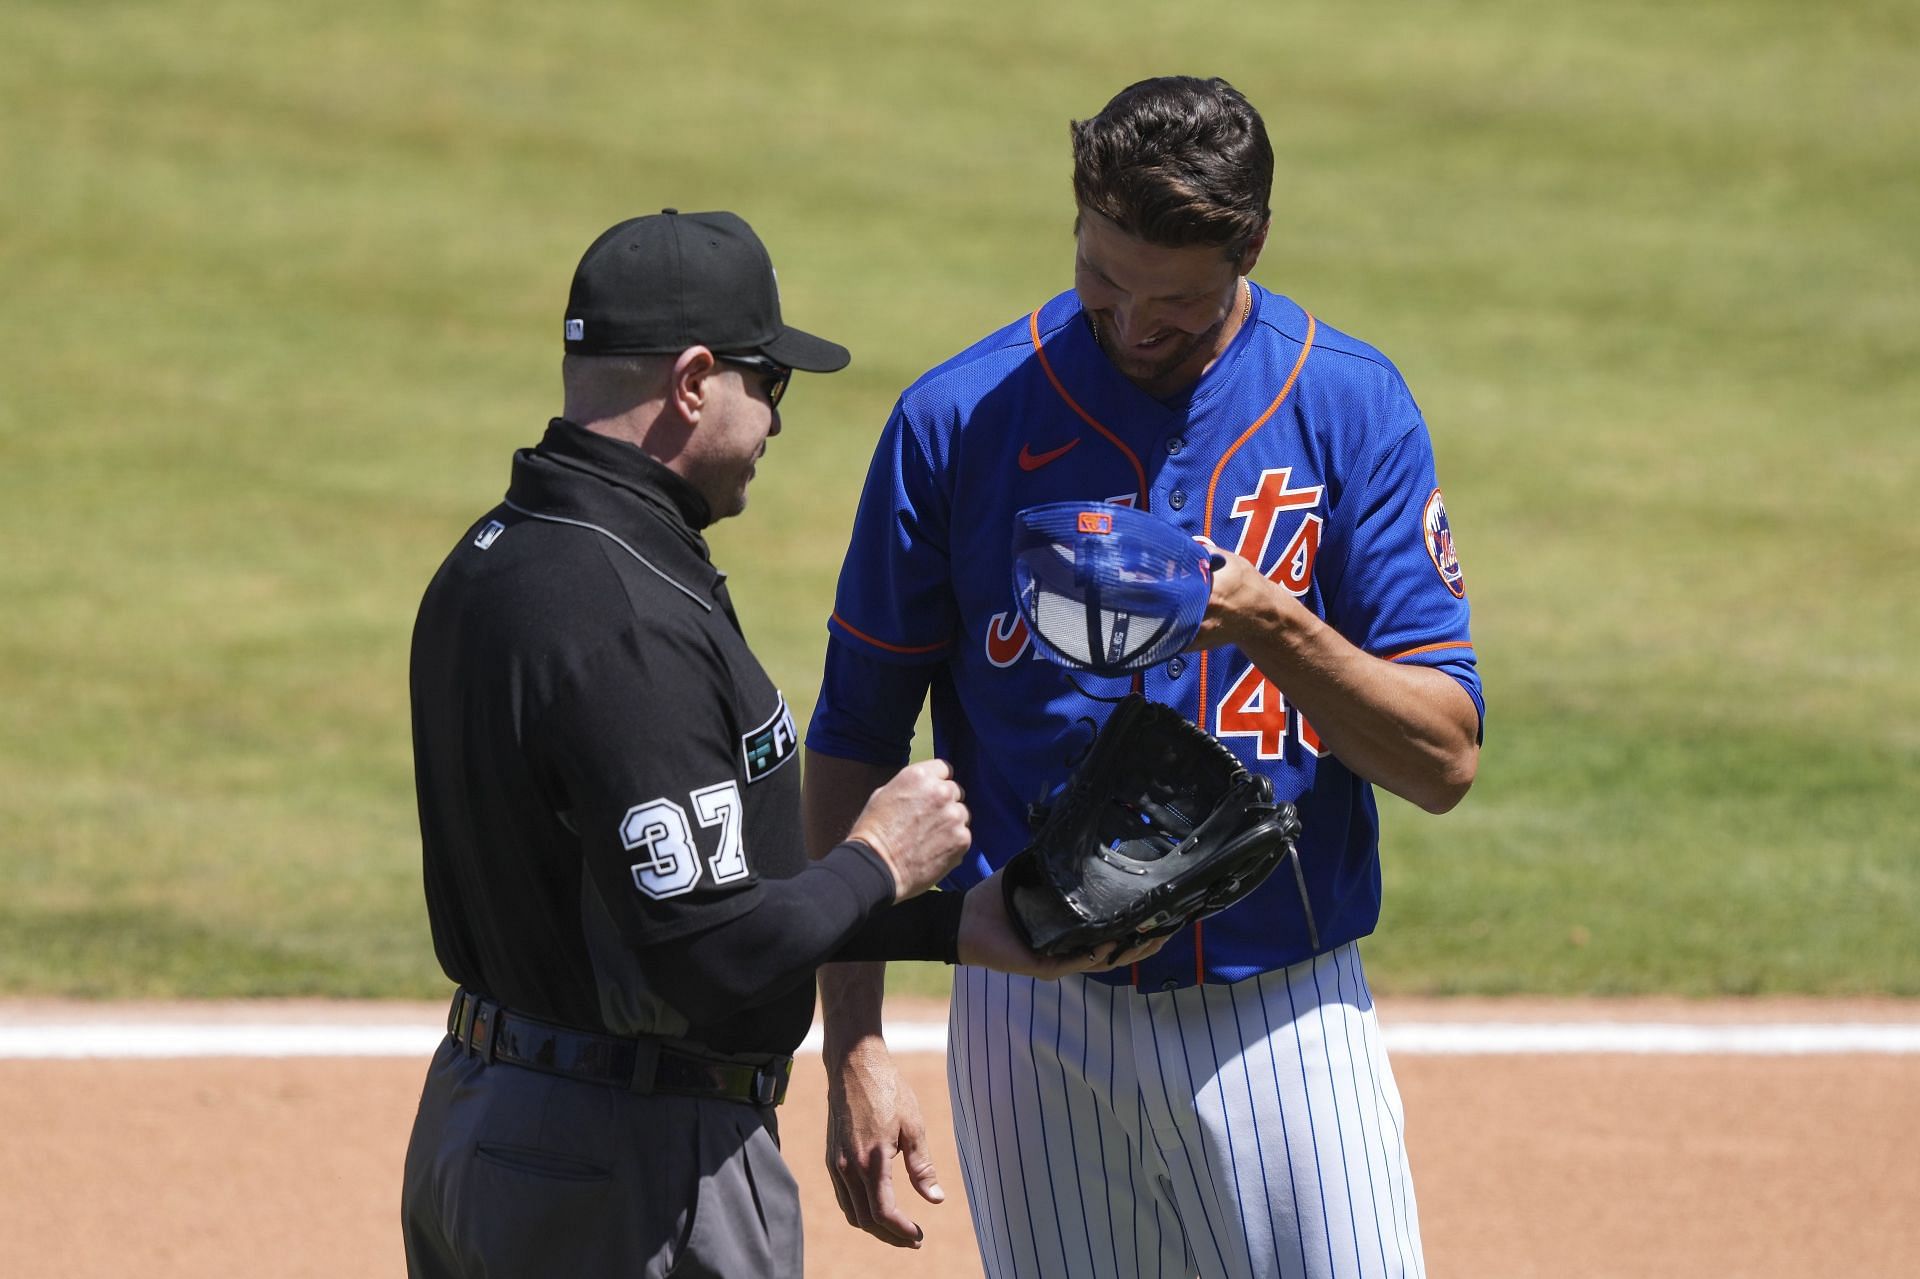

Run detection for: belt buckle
[[627, 1038, 662, 1094], [471, 1003, 496, 1062], [752, 1058, 792, 1107], [451, 991, 479, 1049]]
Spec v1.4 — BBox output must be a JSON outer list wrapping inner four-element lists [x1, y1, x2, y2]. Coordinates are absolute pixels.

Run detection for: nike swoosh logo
[[1017, 438, 1081, 471]]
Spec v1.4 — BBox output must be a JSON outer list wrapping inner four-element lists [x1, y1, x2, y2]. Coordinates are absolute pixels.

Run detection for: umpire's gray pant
[[402, 1035, 801, 1277]]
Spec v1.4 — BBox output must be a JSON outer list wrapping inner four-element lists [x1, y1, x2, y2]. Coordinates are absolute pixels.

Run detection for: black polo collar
[[505, 418, 723, 605]]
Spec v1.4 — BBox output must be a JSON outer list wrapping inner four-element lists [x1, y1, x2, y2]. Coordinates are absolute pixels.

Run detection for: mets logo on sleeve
[[1423, 489, 1466, 598], [741, 693, 799, 783]]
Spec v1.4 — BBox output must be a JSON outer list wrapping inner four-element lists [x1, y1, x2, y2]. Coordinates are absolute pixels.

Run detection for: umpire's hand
[[847, 759, 971, 902]]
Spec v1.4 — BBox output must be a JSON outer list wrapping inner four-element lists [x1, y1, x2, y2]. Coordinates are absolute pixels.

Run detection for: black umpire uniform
[[401, 212, 963, 1278]]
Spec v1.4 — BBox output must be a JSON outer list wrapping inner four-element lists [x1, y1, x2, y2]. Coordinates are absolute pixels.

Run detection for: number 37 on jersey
[[618, 782, 750, 899]]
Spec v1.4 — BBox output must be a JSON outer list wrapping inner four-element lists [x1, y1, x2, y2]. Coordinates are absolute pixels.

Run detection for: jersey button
[[1167, 657, 1186, 678], [1160, 979, 1179, 992], [1166, 436, 1185, 455], [1168, 489, 1187, 510]]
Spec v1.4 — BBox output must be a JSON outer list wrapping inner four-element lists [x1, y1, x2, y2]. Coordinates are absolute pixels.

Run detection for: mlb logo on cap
[[1012, 502, 1215, 676]]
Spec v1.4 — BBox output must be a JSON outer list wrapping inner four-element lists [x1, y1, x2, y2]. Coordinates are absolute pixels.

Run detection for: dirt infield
[[4, 997, 1917, 1277]]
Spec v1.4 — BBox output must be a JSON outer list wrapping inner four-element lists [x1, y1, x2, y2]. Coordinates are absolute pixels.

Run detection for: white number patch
[[620, 798, 702, 898], [619, 783, 748, 899], [691, 781, 749, 884]]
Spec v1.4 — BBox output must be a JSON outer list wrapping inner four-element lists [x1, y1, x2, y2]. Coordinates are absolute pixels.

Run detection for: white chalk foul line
[[0, 1024, 447, 1060], [1382, 1022, 1920, 1056], [3, 1020, 1919, 1060]]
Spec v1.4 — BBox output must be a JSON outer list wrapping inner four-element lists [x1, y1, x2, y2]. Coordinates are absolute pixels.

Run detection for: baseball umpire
[[399, 210, 1116, 1278], [807, 78, 1484, 1277]]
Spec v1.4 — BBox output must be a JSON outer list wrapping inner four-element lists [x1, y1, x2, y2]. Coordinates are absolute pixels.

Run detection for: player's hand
[[957, 866, 1170, 976], [824, 1038, 941, 1248], [1186, 535, 1308, 651], [848, 759, 971, 902]]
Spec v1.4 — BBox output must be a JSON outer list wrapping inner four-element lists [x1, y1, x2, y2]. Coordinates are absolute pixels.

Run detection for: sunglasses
[[717, 353, 792, 408]]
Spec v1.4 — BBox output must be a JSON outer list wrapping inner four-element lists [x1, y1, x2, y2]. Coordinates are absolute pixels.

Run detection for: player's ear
[[668, 346, 717, 426], [1234, 220, 1270, 277]]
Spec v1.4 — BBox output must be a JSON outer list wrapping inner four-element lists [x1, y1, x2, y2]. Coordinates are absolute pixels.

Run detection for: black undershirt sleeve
[[631, 840, 967, 1016], [830, 884, 967, 963]]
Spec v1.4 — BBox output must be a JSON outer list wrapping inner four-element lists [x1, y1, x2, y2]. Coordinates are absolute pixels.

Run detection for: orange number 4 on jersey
[[1217, 663, 1324, 760]]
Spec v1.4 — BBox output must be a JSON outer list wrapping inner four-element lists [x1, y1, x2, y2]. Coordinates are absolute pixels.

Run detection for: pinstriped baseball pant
[[947, 943, 1425, 1279]]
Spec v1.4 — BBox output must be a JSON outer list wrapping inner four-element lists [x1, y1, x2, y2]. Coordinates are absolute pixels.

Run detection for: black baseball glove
[[1002, 694, 1306, 957]]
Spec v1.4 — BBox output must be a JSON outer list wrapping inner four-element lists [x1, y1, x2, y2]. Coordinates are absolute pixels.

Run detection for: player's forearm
[[1233, 599, 1479, 814], [805, 750, 899, 1054], [818, 961, 890, 1064]]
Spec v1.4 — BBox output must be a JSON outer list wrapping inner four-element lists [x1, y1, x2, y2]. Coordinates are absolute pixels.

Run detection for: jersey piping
[[830, 611, 950, 657], [1025, 305, 1320, 736], [1027, 309, 1148, 504], [1031, 305, 1318, 988], [1385, 640, 1475, 661], [1195, 314, 1317, 732], [501, 499, 712, 611]]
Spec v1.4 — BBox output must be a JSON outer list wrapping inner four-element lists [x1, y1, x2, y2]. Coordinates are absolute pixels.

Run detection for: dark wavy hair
[[1071, 76, 1273, 263]]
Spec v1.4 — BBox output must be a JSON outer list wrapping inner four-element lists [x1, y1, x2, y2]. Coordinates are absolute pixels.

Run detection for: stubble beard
[[1098, 317, 1228, 395]]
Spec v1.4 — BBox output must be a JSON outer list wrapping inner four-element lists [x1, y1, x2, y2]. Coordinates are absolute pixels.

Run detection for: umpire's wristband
[[828, 861, 968, 965]]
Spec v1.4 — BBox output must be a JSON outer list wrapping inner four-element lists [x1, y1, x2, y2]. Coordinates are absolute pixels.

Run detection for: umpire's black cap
[[563, 209, 850, 372]]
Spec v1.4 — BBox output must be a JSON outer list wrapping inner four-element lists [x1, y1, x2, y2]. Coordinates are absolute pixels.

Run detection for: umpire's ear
[[667, 346, 719, 427]]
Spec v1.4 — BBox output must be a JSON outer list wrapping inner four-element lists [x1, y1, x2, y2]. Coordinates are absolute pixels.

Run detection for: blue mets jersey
[[808, 284, 1481, 988]]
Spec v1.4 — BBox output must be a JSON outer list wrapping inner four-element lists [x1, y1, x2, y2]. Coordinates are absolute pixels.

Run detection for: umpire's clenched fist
[[846, 759, 970, 901]]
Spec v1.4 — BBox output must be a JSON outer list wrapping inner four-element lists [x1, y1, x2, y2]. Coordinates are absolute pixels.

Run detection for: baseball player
[[806, 78, 1482, 1278]]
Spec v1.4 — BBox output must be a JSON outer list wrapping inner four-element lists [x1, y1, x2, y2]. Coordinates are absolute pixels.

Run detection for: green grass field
[[3, 0, 1914, 999]]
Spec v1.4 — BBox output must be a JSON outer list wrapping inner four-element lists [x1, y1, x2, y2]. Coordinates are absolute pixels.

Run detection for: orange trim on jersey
[[1385, 640, 1475, 662], [1027, 309, 1148, 504], [1195, 314, 1317, 733], [1033, 305, 1314, 991], [829, 612, 948, 656]]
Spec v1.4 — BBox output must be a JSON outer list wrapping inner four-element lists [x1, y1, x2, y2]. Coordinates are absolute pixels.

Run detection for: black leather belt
[[447, 989, 791, 1107]]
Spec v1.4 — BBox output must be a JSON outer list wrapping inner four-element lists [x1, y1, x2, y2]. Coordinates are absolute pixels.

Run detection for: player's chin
[[1116, 339, 1202, 384]]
